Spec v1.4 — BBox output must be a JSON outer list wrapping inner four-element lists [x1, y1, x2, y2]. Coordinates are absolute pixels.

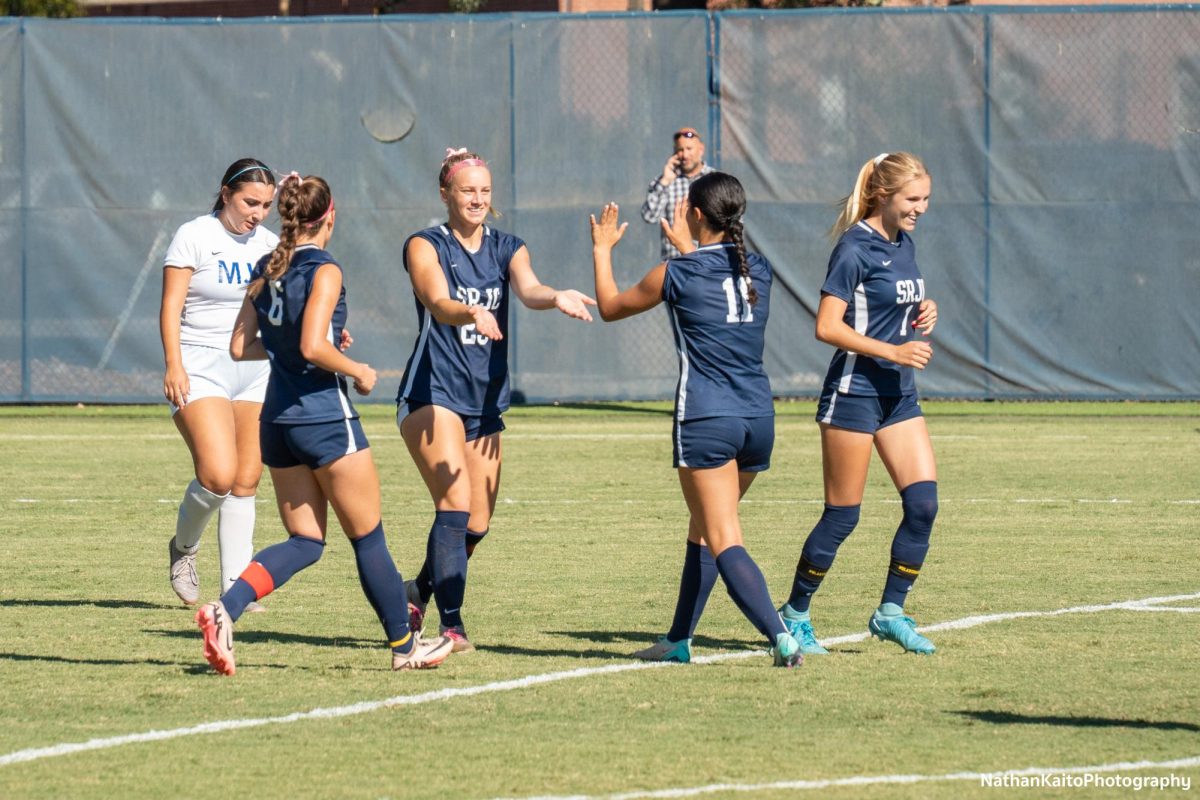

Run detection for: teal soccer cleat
[[869, 603, 935, 654], [780, 606, 829, 655], [770, 632, 803, 668], [632, 636, 692, 663]]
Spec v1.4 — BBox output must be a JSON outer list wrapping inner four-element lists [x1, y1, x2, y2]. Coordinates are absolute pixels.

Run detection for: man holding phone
[[641, 127, 714, 260]]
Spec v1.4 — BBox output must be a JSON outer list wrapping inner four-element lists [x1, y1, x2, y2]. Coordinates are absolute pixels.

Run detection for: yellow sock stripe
[[389, 631, 412, 649]]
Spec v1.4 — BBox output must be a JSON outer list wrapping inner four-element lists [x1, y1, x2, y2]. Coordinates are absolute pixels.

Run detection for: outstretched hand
[[661, 199, 694, 255], [469, 305, 504, 341], [590, 203, 628, 250], [554, 289, 597, 322]]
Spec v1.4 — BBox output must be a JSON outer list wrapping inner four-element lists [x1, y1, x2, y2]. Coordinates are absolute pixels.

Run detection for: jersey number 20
[[722, 277, 754, 324]]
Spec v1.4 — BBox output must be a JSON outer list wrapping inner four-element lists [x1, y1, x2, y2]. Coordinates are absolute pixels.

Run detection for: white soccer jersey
[[163, 214, 279, 349]]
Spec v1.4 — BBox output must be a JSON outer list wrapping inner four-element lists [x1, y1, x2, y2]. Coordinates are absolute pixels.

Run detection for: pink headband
[[313, 197, 334, 225], [443, 147, 487, 184]]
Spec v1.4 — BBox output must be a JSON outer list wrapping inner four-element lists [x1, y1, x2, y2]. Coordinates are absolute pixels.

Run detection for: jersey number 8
[[267, 282, 284, 327]]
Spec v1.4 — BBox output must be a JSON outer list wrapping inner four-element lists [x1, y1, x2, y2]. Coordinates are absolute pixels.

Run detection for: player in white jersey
[[778, 152, 942, 656], [398, 148, 596, 653], [160, 158, 278, 608]]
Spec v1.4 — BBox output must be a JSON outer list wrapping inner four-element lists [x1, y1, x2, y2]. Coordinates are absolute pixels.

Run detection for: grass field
[[0, 401, 1197, 799]]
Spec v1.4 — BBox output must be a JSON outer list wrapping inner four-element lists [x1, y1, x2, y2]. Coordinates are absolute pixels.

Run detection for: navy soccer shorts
[[396, 401, 505, 442], [815, 389, 923, 434], [260, 417, 370, 469], [673, 415, 774, 471]]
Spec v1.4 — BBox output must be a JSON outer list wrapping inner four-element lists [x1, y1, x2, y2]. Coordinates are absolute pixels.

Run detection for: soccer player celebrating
[[589, 172, 802, 668], [161, 158, 277, 607], [196, 173, 452, 674], [396, 148, 596, 653], [779, 152, 941, 656]]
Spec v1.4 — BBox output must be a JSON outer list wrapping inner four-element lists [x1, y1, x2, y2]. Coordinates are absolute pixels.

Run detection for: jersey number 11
[[722, 277, 754, 324]]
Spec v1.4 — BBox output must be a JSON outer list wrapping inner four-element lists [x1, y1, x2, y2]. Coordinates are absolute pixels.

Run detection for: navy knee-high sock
[[350, 523, 415, 653], [221, 535, 325, 621], [786, 504, 860, 612], [414, 528, 487, 605], [427, 510, 469, 628], [665, 541, 718, 643], [715, 546, 786, 645], [465, 528, 488, 558], [882, 481, 937, 607]]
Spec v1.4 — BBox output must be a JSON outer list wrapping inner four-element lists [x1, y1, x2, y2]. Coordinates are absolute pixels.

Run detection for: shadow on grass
[[145, 627, 380, 650], [479, 643, 636, 660], [0, 598, 179, 610], [0, 650, 289, 673], [952, 710, 1200, 732], [547, 629, 761, 651]]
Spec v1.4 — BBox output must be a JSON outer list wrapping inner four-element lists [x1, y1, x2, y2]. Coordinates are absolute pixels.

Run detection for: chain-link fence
[[1, 9, 1197, 403]]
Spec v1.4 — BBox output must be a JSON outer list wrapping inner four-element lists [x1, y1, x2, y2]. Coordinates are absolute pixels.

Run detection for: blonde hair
[[247, 175, 332, 300], [829, 152, 928, 241]]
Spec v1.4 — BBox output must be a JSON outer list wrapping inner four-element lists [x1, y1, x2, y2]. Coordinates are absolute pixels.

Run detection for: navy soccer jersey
[[821, 221, 926, 397], [251, 245, 357, 424], [662, 242, 774, 422], [397, 225, 525, 416]]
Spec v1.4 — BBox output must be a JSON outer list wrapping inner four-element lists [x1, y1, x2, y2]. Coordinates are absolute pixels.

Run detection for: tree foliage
[[4, 0, 83, 16]]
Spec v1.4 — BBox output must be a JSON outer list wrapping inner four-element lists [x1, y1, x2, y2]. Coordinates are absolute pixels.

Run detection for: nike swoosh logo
[[211, 251, 222, 256], [882, 260, 892, 266]]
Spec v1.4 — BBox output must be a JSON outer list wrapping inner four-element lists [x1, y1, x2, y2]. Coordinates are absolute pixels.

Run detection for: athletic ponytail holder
[[443, 147, 469, 163], [278, 171, 302, 189]]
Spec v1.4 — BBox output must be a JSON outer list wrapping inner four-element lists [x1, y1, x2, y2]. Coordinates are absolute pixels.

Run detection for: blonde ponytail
[[828, 152, 928, 241]]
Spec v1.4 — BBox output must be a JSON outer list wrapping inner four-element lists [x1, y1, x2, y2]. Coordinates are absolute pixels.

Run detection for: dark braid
[[725, 219, 757, 307], [247, 175, 332, 300], [688, 171, 758, 311]]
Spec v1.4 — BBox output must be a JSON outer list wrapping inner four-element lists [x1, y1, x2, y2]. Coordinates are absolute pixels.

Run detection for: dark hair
[[247, 175, 332, 300], [687, 171, 757, 307], [213, 158, 275, 213]]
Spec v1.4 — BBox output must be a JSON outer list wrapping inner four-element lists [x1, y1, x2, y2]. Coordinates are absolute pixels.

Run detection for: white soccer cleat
[[392, 635, 454, 671], [169, 536, 200, 605]]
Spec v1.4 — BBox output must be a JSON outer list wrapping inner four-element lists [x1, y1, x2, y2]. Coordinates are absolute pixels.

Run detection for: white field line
[[3, 496, 1199, 507], [495, 756, 1200, 800], [7, 432, 1187, 443], [1, 591, 1197, 770]]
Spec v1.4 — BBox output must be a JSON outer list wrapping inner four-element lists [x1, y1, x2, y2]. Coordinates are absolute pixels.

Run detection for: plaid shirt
[[640, 164, 714, 260]]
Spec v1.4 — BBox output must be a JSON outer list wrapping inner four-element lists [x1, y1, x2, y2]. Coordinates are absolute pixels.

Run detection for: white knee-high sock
[[175, 479, 227, 552], [218, 494, 256, 592]]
